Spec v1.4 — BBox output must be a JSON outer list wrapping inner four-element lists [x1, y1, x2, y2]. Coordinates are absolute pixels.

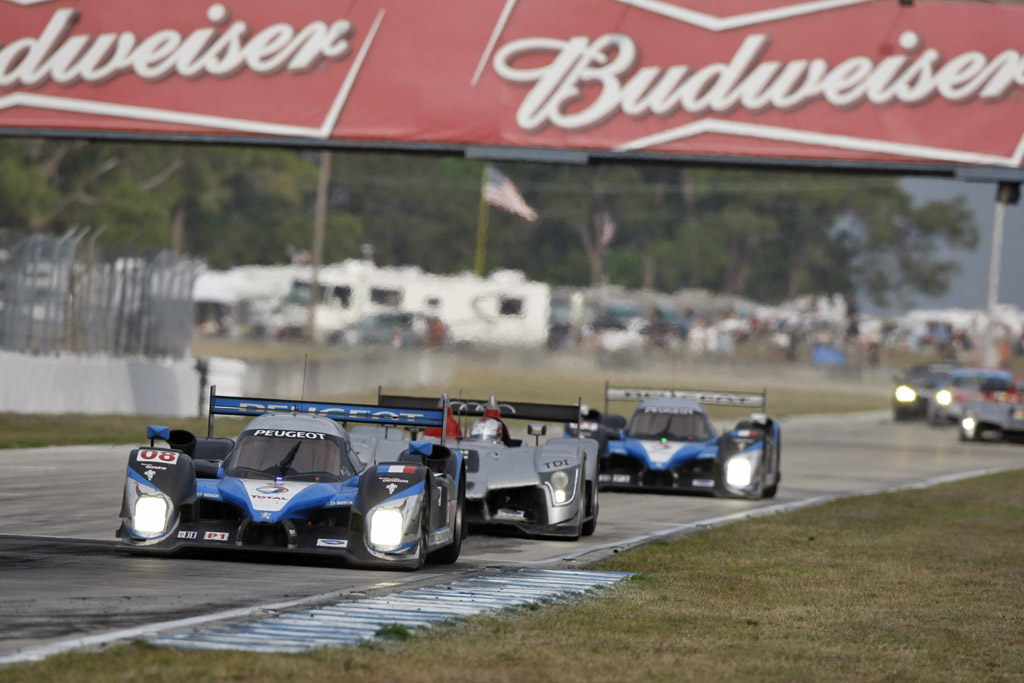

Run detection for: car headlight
[[725, 456, 754, 487], [936, 389, 953, 406], [894, 385, 917, 403], [541, 469, 577, 506], [133, 495, 170, 534], [961, 416, 976, 432], [368, 507, 405, 550]]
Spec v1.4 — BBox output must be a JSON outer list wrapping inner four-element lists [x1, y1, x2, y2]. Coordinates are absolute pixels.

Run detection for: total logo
[[256, 485, 288, 494]]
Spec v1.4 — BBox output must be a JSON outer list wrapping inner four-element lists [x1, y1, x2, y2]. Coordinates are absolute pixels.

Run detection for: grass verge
[[3, 468, 1023, 682]]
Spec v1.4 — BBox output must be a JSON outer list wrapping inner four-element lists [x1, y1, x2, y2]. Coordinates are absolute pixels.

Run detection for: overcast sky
[[866, 177, 1024, 316]]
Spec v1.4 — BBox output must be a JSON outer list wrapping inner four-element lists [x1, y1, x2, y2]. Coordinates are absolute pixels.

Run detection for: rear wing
[[379, 392, 582, 424], [207, 386, 451, 444], [604, 382, 766, 414]]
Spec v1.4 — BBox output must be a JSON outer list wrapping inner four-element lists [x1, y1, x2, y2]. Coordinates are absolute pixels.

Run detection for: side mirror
[[527, 423, 547, 446], [146, 424, 170, 447]]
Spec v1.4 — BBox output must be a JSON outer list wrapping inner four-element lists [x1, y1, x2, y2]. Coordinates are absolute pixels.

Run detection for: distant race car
[[959, 377, 1024, 443], [117, 390, 466, 570], [601, 385, 780, 499], [892, 362, 957, 421], [927, 367, 1014, 426], [378, 393, 600, 539]]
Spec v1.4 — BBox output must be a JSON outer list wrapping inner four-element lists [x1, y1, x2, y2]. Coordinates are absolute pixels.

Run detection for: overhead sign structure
[[2, 0, 1024, 174]]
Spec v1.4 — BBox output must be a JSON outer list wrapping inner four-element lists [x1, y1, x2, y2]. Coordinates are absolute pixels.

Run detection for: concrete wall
[[0, 349, 456, 417], [0, 351, 200, 417]]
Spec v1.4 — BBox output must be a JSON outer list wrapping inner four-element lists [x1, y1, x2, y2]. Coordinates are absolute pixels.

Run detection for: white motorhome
[[261, 260, 551, 347]]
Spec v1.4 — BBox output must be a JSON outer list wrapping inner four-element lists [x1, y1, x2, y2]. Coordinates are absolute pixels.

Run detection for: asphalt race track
[[2, 411, 1022, 660]]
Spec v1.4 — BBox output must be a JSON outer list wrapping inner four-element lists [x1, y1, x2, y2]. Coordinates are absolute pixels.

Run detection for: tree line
[[0, 138, 978, 308]]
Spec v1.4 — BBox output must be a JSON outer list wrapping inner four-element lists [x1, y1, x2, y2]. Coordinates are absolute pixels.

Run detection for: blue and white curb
[[148, 568, 632, 653]]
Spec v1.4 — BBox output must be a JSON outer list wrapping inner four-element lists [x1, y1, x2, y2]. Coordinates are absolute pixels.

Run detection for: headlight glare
[[725, 457, 753, 487], [961, 417, 976, 431], [368, 507, 405, 550], [936, 389, 953, 406], [133, 495, 169, 534], [894, 385, 916, 403]]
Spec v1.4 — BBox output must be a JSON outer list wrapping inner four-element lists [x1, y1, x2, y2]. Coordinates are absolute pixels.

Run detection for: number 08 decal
[[138, 450, 180, 465]]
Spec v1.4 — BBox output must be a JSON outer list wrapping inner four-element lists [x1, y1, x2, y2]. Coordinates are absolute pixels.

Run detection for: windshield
[[952, 375, 1011, 391], [627, 409, 712, 441], [224, 431, 355, 482]]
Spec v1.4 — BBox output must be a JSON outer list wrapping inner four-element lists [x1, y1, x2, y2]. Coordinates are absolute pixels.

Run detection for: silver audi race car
[[378, 393, 601, 540], [117, 389, 466, 570], [600, 385, 780, 499]]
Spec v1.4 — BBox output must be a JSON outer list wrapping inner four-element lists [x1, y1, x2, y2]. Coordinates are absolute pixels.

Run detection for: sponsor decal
[[385, 483, 398, 495], [612, 474, 631, 483], [329, 499, 354, 507], [199, 491, 221, 500], [0, 2, 1022, 169], [598, 473, 611, 482], [643, 407, 697, 415], [177, 530, 197, 539], [242, 480, 310, 511], [250, 430, 325, 440], [316, 538, 349, 548], [429, 526, 452, 545], [204, 531, 229, 541], [495, 508, 526, 521], [137, 450, 179, 465], [144, 470, 156, 481], [378, 465, 416, 474], [379, 477, 410, 484], [542, 459, 572, 470], [639, 440, 681, 465], [692, 479, 715, 488], [219, 398, 442, 426], [259, 512, 272, 520]]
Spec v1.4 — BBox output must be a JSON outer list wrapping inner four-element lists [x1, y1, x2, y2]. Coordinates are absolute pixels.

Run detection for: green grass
[[4, 469, 1023, 682]]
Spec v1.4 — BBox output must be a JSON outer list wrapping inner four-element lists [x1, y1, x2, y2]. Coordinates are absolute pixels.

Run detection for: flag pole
[[475, 164, 490, 276]]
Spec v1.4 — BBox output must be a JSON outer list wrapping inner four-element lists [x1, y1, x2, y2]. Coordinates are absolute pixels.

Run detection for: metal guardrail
[[0, 228, 201, 359]]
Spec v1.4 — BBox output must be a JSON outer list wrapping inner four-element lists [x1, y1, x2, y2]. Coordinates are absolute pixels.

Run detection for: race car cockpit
[[468, 417, 516, 447], [224, 431, 356, 482], [626, 409, 715, 442]]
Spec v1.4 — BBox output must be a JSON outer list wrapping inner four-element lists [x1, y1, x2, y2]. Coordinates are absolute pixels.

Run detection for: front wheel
[[428, 465, 465, 564], [762, 447, 780, 499], [581, 480, 598, 537]]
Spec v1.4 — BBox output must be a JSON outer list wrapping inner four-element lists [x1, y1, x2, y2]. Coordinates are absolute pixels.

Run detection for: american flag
[[482, 166, 538, 222]]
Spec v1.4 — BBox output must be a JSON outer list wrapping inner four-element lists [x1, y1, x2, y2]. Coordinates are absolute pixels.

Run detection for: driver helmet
[[470, 417, 503, 443]]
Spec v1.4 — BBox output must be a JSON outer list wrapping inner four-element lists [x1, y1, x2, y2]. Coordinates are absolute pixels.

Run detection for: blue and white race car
[[117, 390, 466, 570], [600, 385, 780, 499]]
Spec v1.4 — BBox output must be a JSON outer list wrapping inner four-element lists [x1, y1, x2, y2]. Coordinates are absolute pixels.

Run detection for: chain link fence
[[0, 228, 201, 359]]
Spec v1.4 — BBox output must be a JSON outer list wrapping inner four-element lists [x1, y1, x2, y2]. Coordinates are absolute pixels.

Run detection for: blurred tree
[[0, 140, 978, 307]]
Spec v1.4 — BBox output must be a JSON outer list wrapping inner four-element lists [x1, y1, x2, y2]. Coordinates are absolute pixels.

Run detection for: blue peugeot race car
[[600, 385, 780, 499], [117, 390, 466, 570]]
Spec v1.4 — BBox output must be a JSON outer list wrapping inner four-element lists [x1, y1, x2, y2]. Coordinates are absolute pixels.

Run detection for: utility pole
[[983, 180, 1020, 367], [308, 150, 331, 342]]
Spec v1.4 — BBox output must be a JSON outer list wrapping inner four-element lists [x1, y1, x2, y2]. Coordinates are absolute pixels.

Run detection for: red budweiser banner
[[1, 0, 1023, 170]]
